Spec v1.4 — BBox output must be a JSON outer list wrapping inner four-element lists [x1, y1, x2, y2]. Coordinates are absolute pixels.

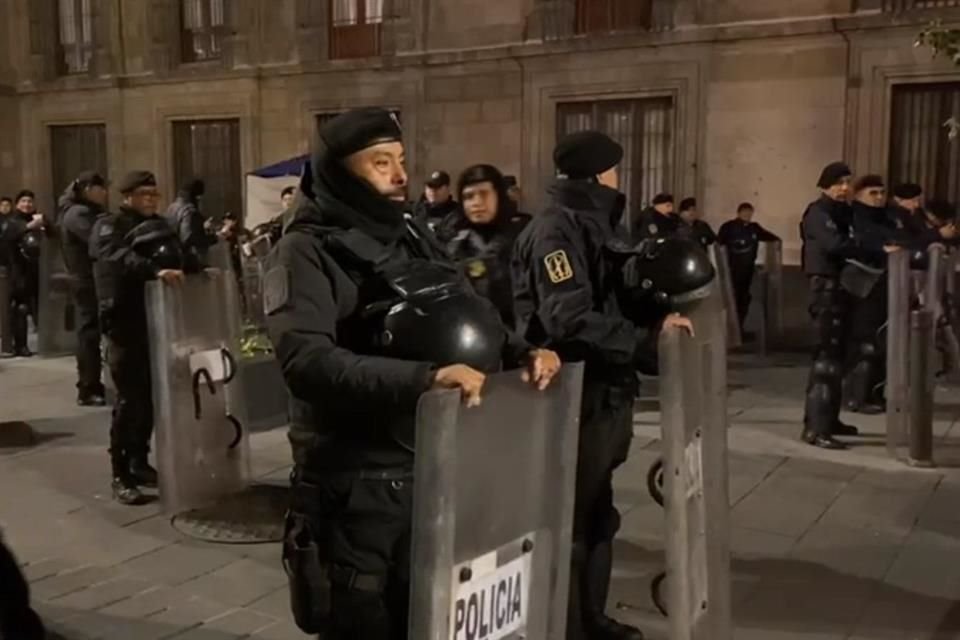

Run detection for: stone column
[[294, 0, 325, 63], [223, 0, 257, 69]]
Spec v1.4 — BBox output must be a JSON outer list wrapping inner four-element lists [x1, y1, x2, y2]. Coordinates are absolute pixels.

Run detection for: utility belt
[[283, 466, 413, 634]]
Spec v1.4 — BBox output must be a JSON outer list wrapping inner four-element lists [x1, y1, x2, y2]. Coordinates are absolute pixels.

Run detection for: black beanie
[[854, 174, 884, 192], [554, 131, 623, 179], [893, 183, 923, 200], [652, 193, 674, 206], [117, 171, 157, 195], [15, 190, 35, 203], [319, 107, 403, 160], [817, 162, 852, 189]]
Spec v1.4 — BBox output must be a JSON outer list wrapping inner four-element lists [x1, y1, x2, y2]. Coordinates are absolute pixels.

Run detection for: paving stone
[[119, 542, 238, 586], [53, 609, 175, 640], [169, 609, 278, 639], [23, 558, 80, 582], [180, 558, 287, 607], [818, 483, 934, 535], [31, 565, 122, 600], [730, 527, 796, 559], [144, 596, 236, 635], [730, 488, 830, 538], [51, 576, 156, 611], [97, 586, 181, 618], [247, 587, 292, 619], [884, 529, 960, 600], [777, 456, 861, 481], [248, 619, 318, 640], [790, 522, 903, 581], [851, 587, 957, 639]]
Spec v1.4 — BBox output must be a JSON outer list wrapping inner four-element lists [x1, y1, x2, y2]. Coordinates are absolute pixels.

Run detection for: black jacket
[[58, 190, 105, 286], [444, 210, 531, 329], [414, 197, 460, 236], [677, 219, 718, 250], [718, 218, 780, 267], [512, 179, 655, 389], [164, 194, 216, 260], [90, 208, 194, 341], [265, 144, 530, 472], [630, 206, 681, 243], [800, 195, 857, 277]]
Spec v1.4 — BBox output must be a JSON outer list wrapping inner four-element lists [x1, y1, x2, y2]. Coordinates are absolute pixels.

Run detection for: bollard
[[908, 309, 936, 468], [755, 269, 769, 356], [886, 250, 911, 459], [923, 244, 946, 320], [0, 267, 10, 355]]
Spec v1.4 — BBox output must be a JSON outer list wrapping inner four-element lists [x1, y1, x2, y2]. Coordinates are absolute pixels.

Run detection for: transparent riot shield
[[409, 364, 584, 640], [886, 249, 911, 459], [146, 270, 251, 514], [37, 236, 76, 356], [0, 267, 11, 355], [708, 245, 742, 349], [658, 287, 732, 640]]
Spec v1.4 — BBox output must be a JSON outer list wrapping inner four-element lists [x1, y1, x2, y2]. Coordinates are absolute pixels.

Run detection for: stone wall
[[4, 1, 960, 262]]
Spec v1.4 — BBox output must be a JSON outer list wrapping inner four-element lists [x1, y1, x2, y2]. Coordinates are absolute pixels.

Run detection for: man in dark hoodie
[[842, 175, 902, 415], [800, 162, 866, 450], [443, 164, 531, 327], [262, 108, 560, 640], [513, 131, 697, 640], [59, 171, 110, 406], [164, 178, 216, 264]]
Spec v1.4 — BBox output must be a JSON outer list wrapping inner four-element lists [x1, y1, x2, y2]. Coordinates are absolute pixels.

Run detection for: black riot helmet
[[126, 217, 184, 271], [619, 236, 716, 324], [374, 261, 505, 374], [19, 229, 42, 263]]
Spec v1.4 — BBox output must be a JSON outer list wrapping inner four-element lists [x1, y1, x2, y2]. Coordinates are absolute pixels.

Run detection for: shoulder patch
[[826, 219, 837, 230], [544, 250, 574, 284], [262, 266, 291, 316], [99, 222, 113, 237], [648, 224, 658, 235], [467, 259, 487, 279]]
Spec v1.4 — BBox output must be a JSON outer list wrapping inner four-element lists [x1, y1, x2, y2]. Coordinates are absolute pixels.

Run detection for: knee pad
[[810, 357, 842, 383], [858, 342, 878, 358]]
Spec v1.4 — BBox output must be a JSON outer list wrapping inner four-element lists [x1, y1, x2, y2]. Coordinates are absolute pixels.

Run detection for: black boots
[[111, 455, 154, 505], [584, 542, 645, 640], [129, 457, 158, 488]]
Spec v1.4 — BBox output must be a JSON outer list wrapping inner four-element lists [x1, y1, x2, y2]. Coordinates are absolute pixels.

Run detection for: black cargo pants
[[74, 283, 104, 396], [106, 334, 153, 470], [287, 468, 413, 640], [567, 380, 636, 640]]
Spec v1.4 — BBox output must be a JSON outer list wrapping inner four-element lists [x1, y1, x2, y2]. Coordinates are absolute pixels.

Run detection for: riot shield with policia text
[[146, 270, 251, 514], [409, 364, 584, 640]]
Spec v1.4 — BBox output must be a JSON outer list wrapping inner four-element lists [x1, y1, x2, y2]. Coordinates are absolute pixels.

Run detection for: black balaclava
[[305, 108, 406, 244]]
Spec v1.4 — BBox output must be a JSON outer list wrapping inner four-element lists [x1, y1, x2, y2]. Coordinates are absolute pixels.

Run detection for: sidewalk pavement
[[2, 353, 960, 640]]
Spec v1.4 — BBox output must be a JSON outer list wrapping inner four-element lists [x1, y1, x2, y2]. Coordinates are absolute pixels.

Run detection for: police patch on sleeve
[[99, 222, 113, 237], [544, 250, 574, 284], [262, 266, 290, 316], [648, 224, 658, 235], [467, 260, 487, 279]]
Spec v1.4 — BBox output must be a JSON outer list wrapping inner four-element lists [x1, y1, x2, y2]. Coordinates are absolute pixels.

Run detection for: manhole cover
[[171, 484, 288, 544]]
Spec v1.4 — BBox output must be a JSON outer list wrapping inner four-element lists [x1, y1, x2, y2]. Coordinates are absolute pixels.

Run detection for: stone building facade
[[2, 0, 960, 263]]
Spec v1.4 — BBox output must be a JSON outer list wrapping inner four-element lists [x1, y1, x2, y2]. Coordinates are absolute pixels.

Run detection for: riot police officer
[[91, 171, 194, 505], [800, 162, 862, 449], [263, 108, 560, 640], [630, 193, 679, 243], [443, 164, 530, 326], [59, 171, 110, 406], [717, 202, 781, 332], [676, 197, 717, 250], [512, 131, 703, 640], [413, 169, 460, 235], [843, 175, 901, 414]]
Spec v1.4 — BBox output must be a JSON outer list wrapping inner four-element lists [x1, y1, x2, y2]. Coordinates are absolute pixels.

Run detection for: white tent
[[244, 155, 307, 230]]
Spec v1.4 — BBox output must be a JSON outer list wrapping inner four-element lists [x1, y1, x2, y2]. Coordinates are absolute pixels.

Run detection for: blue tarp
[[249, 155, 309, 179]]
